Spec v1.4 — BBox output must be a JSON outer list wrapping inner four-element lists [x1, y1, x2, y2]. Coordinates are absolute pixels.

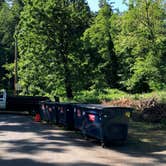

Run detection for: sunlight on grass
[[72, 89, 166, 104]]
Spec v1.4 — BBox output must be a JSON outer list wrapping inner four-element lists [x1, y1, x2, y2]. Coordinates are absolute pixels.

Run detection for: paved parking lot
[[0, 114, 165, 166]]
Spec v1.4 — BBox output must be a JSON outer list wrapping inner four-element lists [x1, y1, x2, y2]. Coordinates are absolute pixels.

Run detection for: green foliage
[[74, 88, 129, 103], [17, 0, 91, 98], [113, 0, 166, 92], [0, 0, 23, 91], [73, 88, 166, 104], [0, 0, 165, 99], [82, 1, 119, 89]]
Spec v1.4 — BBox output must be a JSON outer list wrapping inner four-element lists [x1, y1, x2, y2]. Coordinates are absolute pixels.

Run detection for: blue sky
[[87, 0, 128, 12]]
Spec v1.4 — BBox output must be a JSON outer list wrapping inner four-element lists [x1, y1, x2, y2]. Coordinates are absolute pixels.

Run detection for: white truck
[[0, 89, 49, 113], [0, 89, 7, 110]]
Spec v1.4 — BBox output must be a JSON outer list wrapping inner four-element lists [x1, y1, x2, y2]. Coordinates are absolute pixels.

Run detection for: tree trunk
[[65, 80, 73, 99], [61, 51, 74, 99]]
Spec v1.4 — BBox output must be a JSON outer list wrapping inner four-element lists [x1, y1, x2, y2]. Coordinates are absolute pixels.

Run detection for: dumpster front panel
[[103, 123, 128, 141], [58, 105, 65, 125], [101, 107, 132, 142], [74, 106, 85, 130], [103, 107, 132, 123], [55, 105, 61, 124], [39, 102, 49, 122], [47, 103, 57, 124], [39, 102, 45, 121], [44, 104, 50, 122], [52, 105, 57, 123], [56, 103, 75, 128], [65, 105, 74, 128], [82, 110, 102, 139]]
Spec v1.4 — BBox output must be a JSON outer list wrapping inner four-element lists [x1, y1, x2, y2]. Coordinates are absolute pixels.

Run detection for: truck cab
[[0, 89, 7, 110]]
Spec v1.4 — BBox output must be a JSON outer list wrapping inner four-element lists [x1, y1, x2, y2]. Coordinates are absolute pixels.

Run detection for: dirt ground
[[0, 114, 165, 166]]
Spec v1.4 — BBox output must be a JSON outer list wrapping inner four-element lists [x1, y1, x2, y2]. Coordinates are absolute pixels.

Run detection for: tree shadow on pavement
[[0, 158, 109, 166], [0, 115, 97, 155], [0, 114, 166, 165], [108, 122, 166, 165]]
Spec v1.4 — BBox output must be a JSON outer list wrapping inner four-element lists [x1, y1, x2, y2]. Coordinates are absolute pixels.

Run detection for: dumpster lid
[[75, 104, 132, 110], [45, 101, 59, 105], [57, 102, 77, 106]]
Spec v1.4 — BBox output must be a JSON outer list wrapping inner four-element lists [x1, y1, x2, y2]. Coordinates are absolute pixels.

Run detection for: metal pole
[[14, 37, 18, 96]]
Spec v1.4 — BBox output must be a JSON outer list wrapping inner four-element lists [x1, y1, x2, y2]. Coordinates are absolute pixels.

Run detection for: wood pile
[[102, 98, 166, 123]]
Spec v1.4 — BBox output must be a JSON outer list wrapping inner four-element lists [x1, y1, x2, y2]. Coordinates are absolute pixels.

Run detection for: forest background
[[0, 0, 166, 103]]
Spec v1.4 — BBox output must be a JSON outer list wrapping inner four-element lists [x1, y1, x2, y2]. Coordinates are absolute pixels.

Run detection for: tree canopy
[[0, 0, 165, 98]]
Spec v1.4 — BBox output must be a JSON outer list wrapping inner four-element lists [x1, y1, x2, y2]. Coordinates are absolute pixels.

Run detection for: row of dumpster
[[36, 101, 133, 147]]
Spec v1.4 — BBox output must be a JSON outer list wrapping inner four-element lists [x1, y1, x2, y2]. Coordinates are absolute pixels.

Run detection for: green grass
[[128, 121, 166, 148], [135, 91, 166, 103], [72, 89, 166, 103]]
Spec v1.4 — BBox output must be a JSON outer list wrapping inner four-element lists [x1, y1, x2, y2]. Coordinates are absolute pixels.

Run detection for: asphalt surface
[[0, 114, 165, 166]]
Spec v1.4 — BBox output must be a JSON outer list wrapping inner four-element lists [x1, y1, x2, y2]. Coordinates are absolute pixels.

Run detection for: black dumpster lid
[[45, 101, 59, 104], [57, 102, 77, 106], [75, 104, 132, 110]]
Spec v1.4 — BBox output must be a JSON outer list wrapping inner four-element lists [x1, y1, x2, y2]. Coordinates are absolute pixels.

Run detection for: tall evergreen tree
[[17, 0, 91, 98], [82, 0, 119, 89], [0, 0, 23, 91]]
